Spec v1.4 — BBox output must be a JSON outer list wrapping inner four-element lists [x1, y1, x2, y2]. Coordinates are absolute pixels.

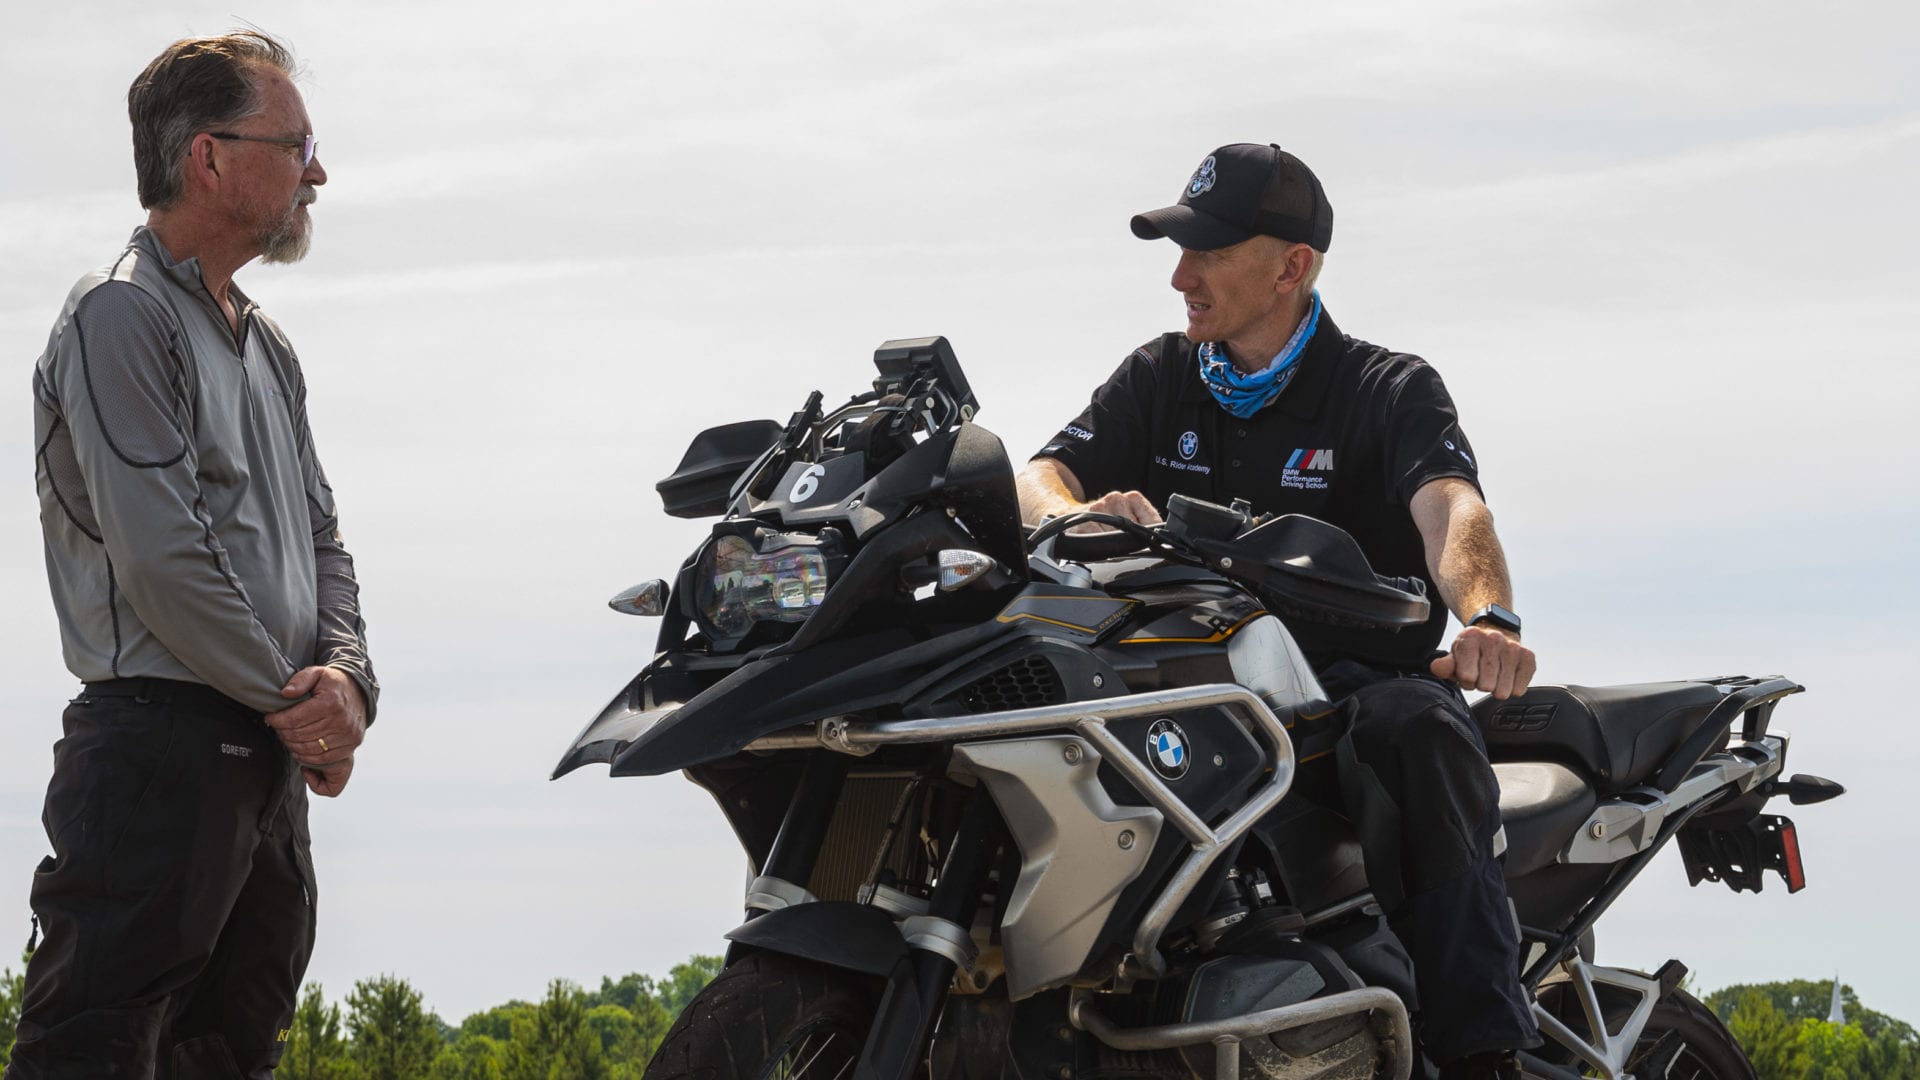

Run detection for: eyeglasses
[[209, 132, 318, 168]]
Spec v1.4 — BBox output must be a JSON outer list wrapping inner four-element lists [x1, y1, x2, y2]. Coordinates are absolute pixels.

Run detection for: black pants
[[7, 679, 316, 1079], [1320, 660, 1540, 1064]]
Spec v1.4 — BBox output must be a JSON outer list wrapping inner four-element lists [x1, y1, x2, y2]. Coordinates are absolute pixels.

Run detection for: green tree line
[[0, 950, 718, 1077], [0, 949, 21, 1068], [8, 953, 1919, 1079], [1710, 980, 1920, 1080]]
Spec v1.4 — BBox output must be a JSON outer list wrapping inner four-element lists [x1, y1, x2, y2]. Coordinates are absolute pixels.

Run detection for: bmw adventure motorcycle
[[555, 337, 1844, 1080]]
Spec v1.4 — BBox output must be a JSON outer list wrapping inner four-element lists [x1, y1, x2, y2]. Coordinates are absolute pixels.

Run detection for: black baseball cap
[[1130, 143, 1333, 253]]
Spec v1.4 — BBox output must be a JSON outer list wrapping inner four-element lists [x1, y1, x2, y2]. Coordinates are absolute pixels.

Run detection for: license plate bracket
[[1677, 813, 1805, 894]]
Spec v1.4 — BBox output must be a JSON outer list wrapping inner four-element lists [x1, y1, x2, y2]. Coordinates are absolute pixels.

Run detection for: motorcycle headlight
[[695, 531, 834, 641]]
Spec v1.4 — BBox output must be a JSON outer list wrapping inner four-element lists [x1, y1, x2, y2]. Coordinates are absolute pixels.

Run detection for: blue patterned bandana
[[1197, 291, 1323, 419]]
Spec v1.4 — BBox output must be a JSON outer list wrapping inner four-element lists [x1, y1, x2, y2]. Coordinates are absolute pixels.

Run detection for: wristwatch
[[1468, 603, 1522, 636]]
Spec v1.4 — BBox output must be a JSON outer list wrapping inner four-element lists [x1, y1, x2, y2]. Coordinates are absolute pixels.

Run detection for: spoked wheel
[[1629, 991, 1756, 1080], [643, 950, 881, 1080], [758, 1018, 865, 1080], [1530, 982, 1755, 1080]]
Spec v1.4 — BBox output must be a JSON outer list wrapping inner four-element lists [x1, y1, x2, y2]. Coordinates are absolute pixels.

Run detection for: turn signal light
[[937, 549, 1000, 592], [609, 579, 669, 617]]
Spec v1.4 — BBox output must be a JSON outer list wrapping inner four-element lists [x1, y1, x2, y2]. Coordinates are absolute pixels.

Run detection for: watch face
[[1474, 604, 1521, 634]]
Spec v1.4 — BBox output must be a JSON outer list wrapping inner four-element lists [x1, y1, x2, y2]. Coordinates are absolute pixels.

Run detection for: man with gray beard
[[12, 31, 375, 1077]]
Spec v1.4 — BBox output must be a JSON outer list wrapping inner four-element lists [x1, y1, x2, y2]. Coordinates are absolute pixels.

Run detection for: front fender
[[723, 901, 908, 977]]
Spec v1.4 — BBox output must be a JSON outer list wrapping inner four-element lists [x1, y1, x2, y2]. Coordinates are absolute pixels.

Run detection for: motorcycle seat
[[1472, 682, 1725, 794], [1493, 762, 1595, 877]]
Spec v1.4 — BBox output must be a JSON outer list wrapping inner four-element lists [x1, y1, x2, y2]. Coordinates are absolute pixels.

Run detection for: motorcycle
[[555, 336, 1843, 1080]]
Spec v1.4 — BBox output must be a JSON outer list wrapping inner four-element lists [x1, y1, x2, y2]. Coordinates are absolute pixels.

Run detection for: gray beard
[[259, 204, 312, 265]]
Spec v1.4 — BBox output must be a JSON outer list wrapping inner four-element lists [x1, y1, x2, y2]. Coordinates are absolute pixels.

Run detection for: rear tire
[[1631, 990, 1755, 1080], [642, 950, 881, 1080]]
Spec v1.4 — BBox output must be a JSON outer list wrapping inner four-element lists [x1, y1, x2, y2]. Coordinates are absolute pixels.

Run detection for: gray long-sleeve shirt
[[31, 227, 377, 719]]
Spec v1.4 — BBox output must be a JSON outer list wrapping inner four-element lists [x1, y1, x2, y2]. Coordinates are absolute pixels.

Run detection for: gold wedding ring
[[318, 737, 329, 752]]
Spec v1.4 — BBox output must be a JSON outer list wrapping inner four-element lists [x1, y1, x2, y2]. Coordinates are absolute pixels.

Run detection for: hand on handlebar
[[1072, 491, 1163, 534], [1431, 624, 1537, 700]]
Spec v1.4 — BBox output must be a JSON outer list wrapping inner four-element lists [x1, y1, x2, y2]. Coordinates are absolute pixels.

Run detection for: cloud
[[4, 0, 1916, 1025]]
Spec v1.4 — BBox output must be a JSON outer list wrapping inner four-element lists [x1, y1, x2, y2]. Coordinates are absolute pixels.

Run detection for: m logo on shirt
[[1281, 448, 1334, 491]]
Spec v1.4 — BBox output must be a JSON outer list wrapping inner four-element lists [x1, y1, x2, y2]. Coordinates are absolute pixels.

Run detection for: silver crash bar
[[746, 682, 1296, 976], [1070, 986, 1414, 1080]]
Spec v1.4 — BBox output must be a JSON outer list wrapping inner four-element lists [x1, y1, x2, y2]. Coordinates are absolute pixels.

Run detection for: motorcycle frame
[[1512, 797, 1718, 1080]]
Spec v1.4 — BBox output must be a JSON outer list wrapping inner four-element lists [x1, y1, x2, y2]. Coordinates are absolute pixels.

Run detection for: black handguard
[[1051, 526, 1152, 562]]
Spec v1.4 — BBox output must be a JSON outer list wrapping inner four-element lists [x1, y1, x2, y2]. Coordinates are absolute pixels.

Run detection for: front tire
[[643, 950, 881, 1080]]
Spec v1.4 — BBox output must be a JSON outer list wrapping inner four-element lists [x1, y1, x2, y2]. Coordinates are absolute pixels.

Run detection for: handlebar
[[1027, 501, 1431, 631], [1026, 511, 1158, 562]]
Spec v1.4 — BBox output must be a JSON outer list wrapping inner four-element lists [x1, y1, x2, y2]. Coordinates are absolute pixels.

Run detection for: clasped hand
[[264, 666, 367, 797]]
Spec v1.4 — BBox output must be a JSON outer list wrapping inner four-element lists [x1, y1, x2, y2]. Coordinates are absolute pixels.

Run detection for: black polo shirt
[[1034, 309, 1481, 670]]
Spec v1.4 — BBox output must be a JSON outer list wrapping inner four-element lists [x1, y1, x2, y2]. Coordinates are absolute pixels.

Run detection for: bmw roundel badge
[[1178, 430, 1199, 461], [1146, 718, 1190, 780], [1188, 156, 1217, 197]]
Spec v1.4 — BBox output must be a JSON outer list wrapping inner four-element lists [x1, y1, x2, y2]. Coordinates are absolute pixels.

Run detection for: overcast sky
[[4, 0, 1917, 1026]]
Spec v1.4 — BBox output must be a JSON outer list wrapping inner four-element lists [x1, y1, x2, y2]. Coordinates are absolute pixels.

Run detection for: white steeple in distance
[[1827, 976, 1847, 1025]]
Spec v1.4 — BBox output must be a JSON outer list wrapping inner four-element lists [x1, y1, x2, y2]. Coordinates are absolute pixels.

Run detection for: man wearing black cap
[[1018, 143, 1541, 1077]]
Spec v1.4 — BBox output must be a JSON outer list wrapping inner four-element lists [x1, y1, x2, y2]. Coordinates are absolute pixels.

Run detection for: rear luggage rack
[[1652, 675, 1802, 791], [1560, 735, 1785, 865]]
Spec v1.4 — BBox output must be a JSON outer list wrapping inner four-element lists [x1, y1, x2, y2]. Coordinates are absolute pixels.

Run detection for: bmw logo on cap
[[1146, 718, 1190, 780], [1189, 156, 1217, 197]]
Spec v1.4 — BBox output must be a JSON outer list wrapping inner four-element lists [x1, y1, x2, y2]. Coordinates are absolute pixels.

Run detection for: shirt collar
[[1176, 308, 1346, 421], [129, 226, 258, 318]]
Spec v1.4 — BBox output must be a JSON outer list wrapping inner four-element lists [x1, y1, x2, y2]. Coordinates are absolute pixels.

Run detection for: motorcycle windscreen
[[841, 422, 1025, 572]]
